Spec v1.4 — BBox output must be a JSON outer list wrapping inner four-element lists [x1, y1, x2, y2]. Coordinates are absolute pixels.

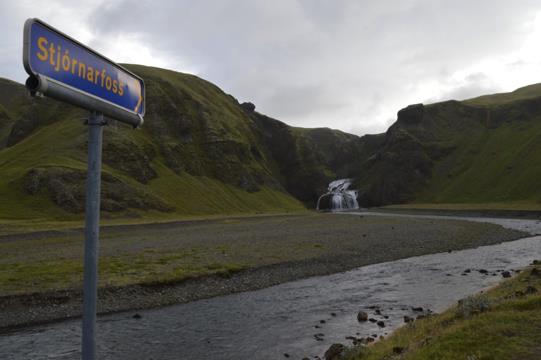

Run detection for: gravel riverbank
[[0, 213, 528, 331]]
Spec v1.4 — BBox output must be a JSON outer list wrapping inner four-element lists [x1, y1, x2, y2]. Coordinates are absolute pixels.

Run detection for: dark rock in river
[[377, 320, 385, 327], [324, 343, 346, 360], [502, 271, 512, 278], [412, 306, 423, 312], [357, 311, 368, 322]]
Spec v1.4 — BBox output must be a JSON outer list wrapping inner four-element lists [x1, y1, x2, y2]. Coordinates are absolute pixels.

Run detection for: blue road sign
[[23, 18, 145, 122]]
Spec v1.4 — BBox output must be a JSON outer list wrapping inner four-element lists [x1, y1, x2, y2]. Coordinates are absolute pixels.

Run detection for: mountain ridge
[[0, 65, 364, 220], [2, 64, 541, 220]]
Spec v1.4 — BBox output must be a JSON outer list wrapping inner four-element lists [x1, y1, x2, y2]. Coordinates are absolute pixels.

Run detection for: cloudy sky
[[2, 1, 541, 135]]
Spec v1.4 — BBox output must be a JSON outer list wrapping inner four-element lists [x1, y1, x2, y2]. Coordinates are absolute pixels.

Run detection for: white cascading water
[[317, 178, 359, 211]]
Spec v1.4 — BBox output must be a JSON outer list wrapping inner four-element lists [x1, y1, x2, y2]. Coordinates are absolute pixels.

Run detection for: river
[[1, 214, 540, 359]]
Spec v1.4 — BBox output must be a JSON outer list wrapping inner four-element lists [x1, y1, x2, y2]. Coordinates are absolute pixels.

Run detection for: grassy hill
[[4, 64, 541, 220], [0, 65, 373, 223], [354, 84, 541, 209]]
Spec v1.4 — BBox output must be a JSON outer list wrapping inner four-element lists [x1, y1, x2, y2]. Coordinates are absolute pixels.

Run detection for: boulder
[[357, 311, 368, 322], [502, 271, 512, 278]]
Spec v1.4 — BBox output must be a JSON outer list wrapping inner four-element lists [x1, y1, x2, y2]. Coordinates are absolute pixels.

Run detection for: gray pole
[[82, 111, 105, 360]]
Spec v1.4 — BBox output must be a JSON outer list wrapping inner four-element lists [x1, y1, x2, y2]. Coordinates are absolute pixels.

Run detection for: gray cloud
[[2, 1, 541, 134], [426, 72, 500, 103]]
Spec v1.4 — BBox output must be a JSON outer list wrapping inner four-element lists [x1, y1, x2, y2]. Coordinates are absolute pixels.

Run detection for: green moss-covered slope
[[354, 84, 541, 208], [0, 65, 368, 221], [6, 64, 541, 218]]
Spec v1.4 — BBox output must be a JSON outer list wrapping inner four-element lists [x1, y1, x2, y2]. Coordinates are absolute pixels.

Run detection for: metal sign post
[[23, 18, 145, 360], [82, 111, 104, 360]]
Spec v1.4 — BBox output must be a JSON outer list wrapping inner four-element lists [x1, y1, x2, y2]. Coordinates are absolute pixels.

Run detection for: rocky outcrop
[[240, 102, 256, 113], [397, 103, 424, 125], [102, 132, 157, 184], [23, 167, 172, 213]]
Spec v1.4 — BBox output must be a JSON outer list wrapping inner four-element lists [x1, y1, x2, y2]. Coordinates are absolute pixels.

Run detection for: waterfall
[[317, 179, 359, 211]]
